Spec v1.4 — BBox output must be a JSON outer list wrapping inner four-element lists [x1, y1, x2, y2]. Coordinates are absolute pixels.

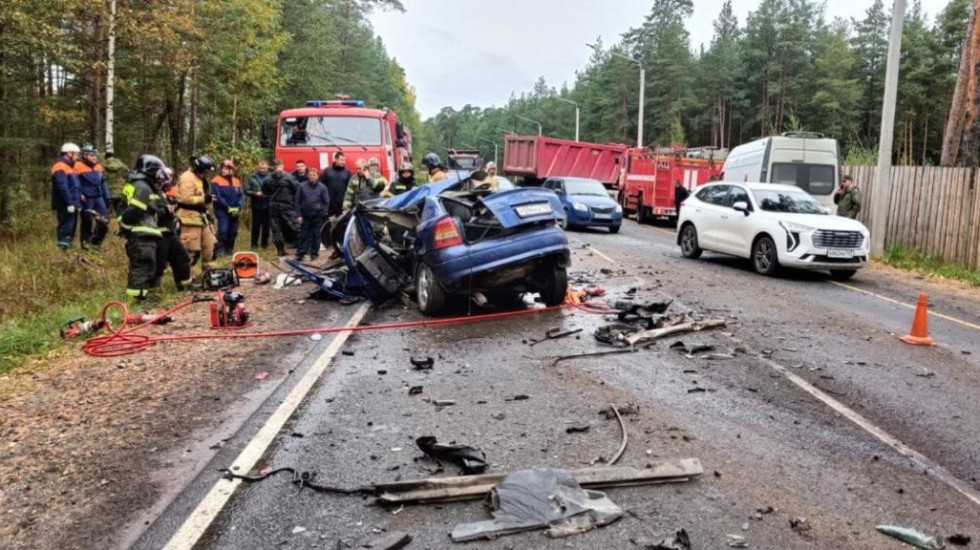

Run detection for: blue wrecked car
[[324, 173, 571, 316]]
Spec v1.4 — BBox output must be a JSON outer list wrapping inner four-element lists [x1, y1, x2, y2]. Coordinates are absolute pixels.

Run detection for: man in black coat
[[319, 153, 352, 218], [674, 180, 690, 215], [263, 159, 299, 257]]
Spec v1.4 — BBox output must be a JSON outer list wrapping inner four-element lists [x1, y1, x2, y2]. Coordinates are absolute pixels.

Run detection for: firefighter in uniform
[[119, 155, 165, 301], [384, 162, 416, 197], [344, 158, 387, 209], [51, 143, 82, 250], [103, 151, 129, 214], [175, 155, 218, 269], [484, 161, 500, 191], [422, 152, 448, 183], [150, 168, 192, 290], [75, 145, 111, 250], [210, 159, 244, 257]]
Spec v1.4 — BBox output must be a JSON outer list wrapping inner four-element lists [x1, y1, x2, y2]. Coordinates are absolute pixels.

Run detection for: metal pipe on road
[[871, 0, 906, 255]]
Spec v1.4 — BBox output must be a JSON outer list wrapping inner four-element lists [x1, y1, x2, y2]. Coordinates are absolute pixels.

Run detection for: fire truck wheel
[[679, 223, 702, 259]]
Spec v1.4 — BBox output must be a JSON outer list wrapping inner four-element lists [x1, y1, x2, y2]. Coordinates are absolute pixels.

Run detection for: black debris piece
[[687, 388, 707, 394], [625, 287, 638, 295], [220, 467, 369, 495], [408, 386, 423, 395], [594, 324, 638, 347], [565, 424, 591, 434], [450, 468, 622, 542], [410, 357, 434, 370], [613, 299, 673, 315], [948, 534, 972, 546], [553, 349, 637, 366], [530, 327, 584, 346], [642, 528, 692, 550], [416, 436, 488, 475], [512, 394, 530, 401], [599, 403, 639, 419], [361, 531, 412, 549], [670, 341, 715, 355], [790, 517, 811, 534], [342, 350, 355, 357]]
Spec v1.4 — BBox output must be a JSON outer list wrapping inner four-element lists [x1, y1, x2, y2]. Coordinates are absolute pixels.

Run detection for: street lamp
[[590, 43, 644, 148], [516, 114, 543, 136], [553, 96, 580, 142]]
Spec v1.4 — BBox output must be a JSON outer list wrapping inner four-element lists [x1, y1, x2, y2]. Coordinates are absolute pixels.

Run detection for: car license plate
[[593, 213, 612, 220], [827, 249, 854, 259], [515, 203, 552, 218]]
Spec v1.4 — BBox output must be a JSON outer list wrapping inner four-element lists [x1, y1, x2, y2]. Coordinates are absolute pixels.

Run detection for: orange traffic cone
[[900, 293, 936, 346]]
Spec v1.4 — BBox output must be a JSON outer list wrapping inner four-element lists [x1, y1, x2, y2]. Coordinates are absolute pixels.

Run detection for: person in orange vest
[[210, 159, 244, 258], [175, 155, 218, 270], [51, 143, 82, 250], [75, 145, 111, 251]]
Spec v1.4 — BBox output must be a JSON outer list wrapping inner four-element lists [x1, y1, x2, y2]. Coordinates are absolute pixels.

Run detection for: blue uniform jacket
[[50, 156, 81, 210], [210, 175, 244, 212], [75, 161, 110, 200]]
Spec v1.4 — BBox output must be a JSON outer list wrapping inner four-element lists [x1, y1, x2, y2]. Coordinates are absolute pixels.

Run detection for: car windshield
[[565, 179, 607, 196], [752, 189, 826, 214], [280, 116, 382, 147]]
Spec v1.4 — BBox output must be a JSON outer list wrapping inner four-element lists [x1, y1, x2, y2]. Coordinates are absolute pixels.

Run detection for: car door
[[713, 185, 753, 257], [690, 185, 730, 250]]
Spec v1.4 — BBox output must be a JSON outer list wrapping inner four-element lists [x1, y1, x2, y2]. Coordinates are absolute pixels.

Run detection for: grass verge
[[882, 245, 980, 287]]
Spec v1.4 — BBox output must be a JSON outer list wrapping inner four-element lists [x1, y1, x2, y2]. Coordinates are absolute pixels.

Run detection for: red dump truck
[[618, 146, 725, 223], [503, 135, 627, 188]]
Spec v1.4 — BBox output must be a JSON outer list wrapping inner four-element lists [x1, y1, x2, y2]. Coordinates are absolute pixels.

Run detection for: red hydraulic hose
[[81, 298, 616, 358]]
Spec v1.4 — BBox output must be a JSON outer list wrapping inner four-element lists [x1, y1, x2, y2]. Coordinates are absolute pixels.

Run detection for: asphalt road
[[136, 218, 980, 549]]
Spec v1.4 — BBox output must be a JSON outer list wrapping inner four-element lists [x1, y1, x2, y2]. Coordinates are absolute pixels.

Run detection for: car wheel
[[540, 264, 568, 307], [609, 225, 621, 234], [416, 262, 447, 316], [829, 269, 857, 280], [559, 210, 569, 230], [679, 224, 702, 259], [752, 235, 780, 276]]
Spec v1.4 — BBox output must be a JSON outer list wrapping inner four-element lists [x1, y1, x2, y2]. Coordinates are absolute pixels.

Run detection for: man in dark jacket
[[294, 174, 330, 262], [674, 180, 690, 215], [292, 160, 311, 186], [263, 159, 299, 257], [244, 161, 271, 249], [319, 153, 352, 218], [834, 175, 862, 219]]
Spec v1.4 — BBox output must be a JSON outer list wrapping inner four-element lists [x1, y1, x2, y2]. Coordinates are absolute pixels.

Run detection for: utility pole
[[105, 0, 117, 152], [553, 96, 580, 142], [871, 0, 906, 255], [516, 115, 542, 136]]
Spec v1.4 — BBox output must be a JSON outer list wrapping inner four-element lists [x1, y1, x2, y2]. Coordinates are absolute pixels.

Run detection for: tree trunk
[[0, 24, 10, 227], [943, 4, 978, 166]]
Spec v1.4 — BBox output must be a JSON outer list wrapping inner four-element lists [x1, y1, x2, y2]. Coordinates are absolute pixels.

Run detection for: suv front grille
[[813, 230, 864, 249]]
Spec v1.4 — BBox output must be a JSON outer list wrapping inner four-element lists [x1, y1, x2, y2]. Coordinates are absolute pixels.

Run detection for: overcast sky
[[371, 0, 949, 119]]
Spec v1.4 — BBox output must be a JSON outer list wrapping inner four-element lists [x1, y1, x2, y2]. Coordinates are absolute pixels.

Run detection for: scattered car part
[[529, 327, 583, 346], [875, 525, 945, 549], [361, 531, 412, 550], [669, 341, 715, 355], [627, 319, 727, 348], [410, 356, 435, 370], [552, 348, 637, 366], [727, 533, 748, 547], [374, 460, 704, 505], [565, 424, 591, 433], [594, 324, 638, 347], [220, 467, 371, 495], [647, 529, 692, 550], [408, 386, 423, 395], [450, 468, 623, 542], [416, 436, 488, 475], [606, 404, 628, 466], [947, 534, 971, 546]]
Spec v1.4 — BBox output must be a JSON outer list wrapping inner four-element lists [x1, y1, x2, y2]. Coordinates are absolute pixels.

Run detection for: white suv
[[677, 182, 870, 279]]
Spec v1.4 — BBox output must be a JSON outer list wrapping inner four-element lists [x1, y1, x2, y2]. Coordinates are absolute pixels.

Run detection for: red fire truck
[[267, 99, 413, 181], [618, 146, 724, 223]]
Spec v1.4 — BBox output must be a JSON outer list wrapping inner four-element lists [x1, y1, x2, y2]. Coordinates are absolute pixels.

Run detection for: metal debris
[[876, 525, 944, 549], [415, 435, 488, 475]]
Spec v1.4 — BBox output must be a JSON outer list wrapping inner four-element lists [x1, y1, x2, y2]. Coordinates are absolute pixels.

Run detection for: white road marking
[[163, 302, 372, 550], [830, 281, 980, 332], [758, 354, 980, 509], [587, 245, 615, 264]]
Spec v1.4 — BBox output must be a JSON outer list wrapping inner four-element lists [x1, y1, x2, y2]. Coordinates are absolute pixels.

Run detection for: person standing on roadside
[[244, 161, 271, 250], [344, 158, 387, 209], [294, 169, 330, 262], [673, 179, 690, 215], [292, 159, 311, 186], [51, 143, 82, 251], [210, 159, 244, 257], [119, 155, 165, 302], [75, 145, 111, 251], [263, 159, 299, 258], [103, 151, 129, 215], [386, 162, 417, 196], [834, 175, 862, 219], [151, 167, 192, 291], [319, 153, 352, 218], [175, 155, 218, 270], [421, 152, 448, 183]]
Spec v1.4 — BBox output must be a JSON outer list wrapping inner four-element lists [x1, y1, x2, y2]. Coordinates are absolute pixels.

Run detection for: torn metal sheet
[[875, 525, 945, 549], [416, 436, 488, 475], [644, 529, 692, 550], [627, 319, 727, 348], [450, 468, 623, 542], [669, 341, 715, 355]]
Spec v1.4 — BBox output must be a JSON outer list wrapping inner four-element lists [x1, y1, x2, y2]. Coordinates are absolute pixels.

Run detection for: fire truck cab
[[618, 146, 724, 223], [269, 99, 412, 182]]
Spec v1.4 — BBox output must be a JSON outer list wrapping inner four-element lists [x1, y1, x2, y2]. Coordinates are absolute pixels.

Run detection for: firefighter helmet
[[367, 157, 380, 168], [191, 154, 216, 174], [399, 162, 414, 173], [422, 152, 441, 169], [134, 154, 166, 180], [80, 145, 98, 157], [61, 143, 81, 154]]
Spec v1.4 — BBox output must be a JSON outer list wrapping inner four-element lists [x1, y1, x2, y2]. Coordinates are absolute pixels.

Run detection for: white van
[[720, 132, 840, 208]]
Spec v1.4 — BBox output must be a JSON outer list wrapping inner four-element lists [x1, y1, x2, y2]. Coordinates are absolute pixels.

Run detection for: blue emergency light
[[306, 99, 365, 107]]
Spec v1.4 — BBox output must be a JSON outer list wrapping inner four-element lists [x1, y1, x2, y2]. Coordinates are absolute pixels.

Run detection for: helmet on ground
[[191, 154, 216, 173], [367, 157, 380, 168], [61, 143, 81, 154], [133, 154, 166, 180], [422, 153, 441, 169], [80, 145, 98, 156]]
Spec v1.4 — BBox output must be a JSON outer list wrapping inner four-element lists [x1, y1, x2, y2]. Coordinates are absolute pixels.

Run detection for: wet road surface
[[136, 218, 980, 549]]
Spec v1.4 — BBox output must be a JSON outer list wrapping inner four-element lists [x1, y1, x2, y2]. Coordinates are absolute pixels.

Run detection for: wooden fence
[[845, 165, 980, 269]]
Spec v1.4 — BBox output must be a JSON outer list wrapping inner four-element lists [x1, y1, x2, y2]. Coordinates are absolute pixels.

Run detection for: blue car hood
[[567, 193, 617, 208], [381, 171, 470, 210]]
